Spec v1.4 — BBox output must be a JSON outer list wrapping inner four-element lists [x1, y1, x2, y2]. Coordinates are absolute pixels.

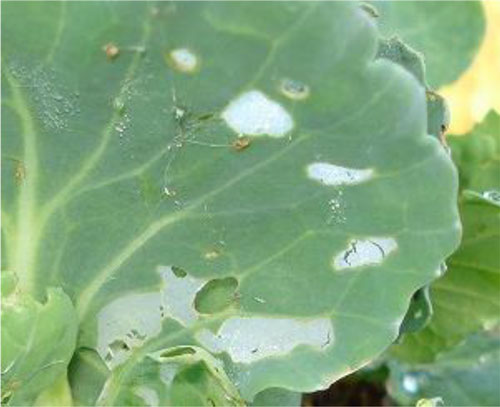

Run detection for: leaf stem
[[5, 69, 40, 294]]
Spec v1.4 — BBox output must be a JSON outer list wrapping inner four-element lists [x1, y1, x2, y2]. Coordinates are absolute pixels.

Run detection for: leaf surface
[[388, 332, 500, 406]]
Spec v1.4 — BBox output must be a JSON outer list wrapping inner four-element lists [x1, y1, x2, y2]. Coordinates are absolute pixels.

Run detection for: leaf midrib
[[5, 69, 40, 294]]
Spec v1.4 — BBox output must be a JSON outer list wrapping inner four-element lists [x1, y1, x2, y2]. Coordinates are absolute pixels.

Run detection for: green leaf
[[391, 112, 500, 362], [375, 36, 450, 142], [2, 2, 460, 402], [251, 388, 301, 407], [416, 398, 444, 407], [449, 111, 500, 192], [1, 272, 78, 405], [376, 37, 426, 87], [68, 348, 110, 407], [34, 373, 73, 407], [425, 91, 450, 142], [97, 346, 244, 406], [398, 285, 433, 336], [374, 1, 485, 87], [388, 332, 500, 406]]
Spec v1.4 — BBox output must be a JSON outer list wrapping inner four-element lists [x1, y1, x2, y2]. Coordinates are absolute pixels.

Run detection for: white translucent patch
[[307, 162, 374, 186], [196, 317, 333, 364], [221, 90, 293, 137], [170, 48, 198, 73], [159, 265, 205, 326], [97, 266, 205, 368], [134, 386, 159, 406], [333, 237, 397, 270], [97, 292, 162, 368]]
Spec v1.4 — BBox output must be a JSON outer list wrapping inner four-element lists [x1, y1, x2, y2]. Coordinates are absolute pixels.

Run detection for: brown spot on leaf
[[103, 43, 120, 60], [232, 137, 251, 151], [204, 249, 221, 260], [440, 124, 448, 146], [15, 161, 26, 184]]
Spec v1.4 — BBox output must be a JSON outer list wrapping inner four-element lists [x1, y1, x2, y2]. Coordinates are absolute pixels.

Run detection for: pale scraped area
[[333, 237, 398, 270], [170, 48, 198, 72], [134, 386, 160, 406], [97, 292, 162, 368], [159, 265, 206, 326], [307, 162, 374, 186], [196, 317, 333, 364], [96, 266, 205, 368], [221, 90, 294, 137]]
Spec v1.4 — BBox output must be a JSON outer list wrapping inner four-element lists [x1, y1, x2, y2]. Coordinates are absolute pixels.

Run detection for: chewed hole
[[194, 277, 238, 314], [172, 265, 187, 278], [161, 346, 196, 358], [109, 339, 130, 352]]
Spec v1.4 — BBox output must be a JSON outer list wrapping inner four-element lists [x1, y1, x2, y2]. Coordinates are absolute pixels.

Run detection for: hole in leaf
[[194, 277, 238, 314], [172, 266, 187, 278], [109, 339, 130, 352], [130, 329, 146, 340], [161, 346, 196, 358]]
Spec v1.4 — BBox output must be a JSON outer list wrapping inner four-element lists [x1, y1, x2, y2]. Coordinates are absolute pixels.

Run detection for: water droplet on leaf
[[402, 373, 419, 394], [113, 97, 126, 114]]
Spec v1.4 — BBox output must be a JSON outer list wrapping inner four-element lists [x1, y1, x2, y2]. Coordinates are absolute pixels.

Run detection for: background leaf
[[251, 388, 301, 407], [374, 1, 485, 88], [97, 346, 244, 406], [388, 332, 500, 406], [1, 272, 78, 405], [450, 111, 500, 192], [398, 285, 433, 336], [68, 348, 110, 407]]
